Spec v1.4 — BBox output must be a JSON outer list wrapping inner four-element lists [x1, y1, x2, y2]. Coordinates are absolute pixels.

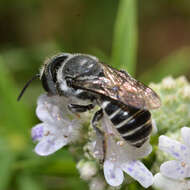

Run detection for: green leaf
[[111, 0, 138, 76]]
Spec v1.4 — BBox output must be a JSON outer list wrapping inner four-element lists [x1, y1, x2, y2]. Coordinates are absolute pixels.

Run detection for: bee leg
[[92, 109, 103, 133], [92, 109, 106, 163], [68, 104, 94, 113]]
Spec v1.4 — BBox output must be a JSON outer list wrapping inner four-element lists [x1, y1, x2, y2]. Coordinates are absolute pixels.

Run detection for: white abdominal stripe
[[101, 101, 152, 147]]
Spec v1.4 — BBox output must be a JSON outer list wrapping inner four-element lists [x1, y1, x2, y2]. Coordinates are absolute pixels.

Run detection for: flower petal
[[67, 120, 82, 143], [154, 173, 190, 190], [103, 160, 124, 187], [181, 127, 190, 148], [34, 136, 68, 156], [38, 94, 73, 118], [36, 104, 52, 123], [36, 94, 72, 124], [122, 160, 153, 188], [36, 103, 69, 126], [123, 141, 152, 160], [31, 124, 44, 141], [159, 135, 190, 162], [160, 160, 190, 180]]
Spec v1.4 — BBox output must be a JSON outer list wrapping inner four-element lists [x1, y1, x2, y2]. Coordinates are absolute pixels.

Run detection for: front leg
[[68, 103, 94, 113]]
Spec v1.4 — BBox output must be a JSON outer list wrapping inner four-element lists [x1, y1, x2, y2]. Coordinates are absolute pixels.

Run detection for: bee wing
[[73, 64, 161, 110]]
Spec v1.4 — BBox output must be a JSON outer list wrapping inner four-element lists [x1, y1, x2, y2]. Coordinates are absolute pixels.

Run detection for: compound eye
[[41, 74, 50, 92], [65, 77, 73, 87], [41, 72, 57, 94]]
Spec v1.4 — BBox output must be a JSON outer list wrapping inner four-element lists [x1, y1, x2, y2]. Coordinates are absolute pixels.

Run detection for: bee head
[[17, 53, 70, 101], [18, 53, 102, 101], [41, 53, 72, 95], [62, 54, 102, 81]]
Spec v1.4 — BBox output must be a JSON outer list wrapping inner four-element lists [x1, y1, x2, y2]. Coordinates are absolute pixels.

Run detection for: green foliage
[[150, 76, 190, 134], [18, 173, 45, 190], [0, 56, 31, 134], [0, 139, 16, 190], [0, 0, 190, 190], [111, 0, 137, 76], [150, 76, 190, 175]]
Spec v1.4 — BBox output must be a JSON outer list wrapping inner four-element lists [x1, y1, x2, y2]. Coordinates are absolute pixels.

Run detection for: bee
[[18, 53, 161, 148]]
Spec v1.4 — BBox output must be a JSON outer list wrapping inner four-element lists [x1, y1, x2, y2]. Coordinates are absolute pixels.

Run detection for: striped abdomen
[[102, 101, 152, 147]]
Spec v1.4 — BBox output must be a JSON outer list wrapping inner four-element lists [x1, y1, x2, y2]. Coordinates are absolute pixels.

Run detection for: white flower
[[93, 116, 154, 188], [32, 94, 154, 188], [159, 127, 190, 180], [162, 76, 176, 89], [77, 160, 97, 180], [154, 173, 190, 190], [31, 94, 81, 156]]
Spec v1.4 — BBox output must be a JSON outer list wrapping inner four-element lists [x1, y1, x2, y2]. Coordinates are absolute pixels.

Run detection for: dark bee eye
[[50, 55, 69, 82], [65, 77, 73, 87]]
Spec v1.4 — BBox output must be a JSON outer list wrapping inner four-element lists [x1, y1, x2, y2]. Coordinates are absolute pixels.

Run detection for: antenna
[[17, 74, 40, 101]]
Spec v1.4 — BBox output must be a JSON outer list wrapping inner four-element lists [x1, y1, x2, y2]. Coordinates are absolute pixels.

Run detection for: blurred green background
[[0, 0, 190, 190]]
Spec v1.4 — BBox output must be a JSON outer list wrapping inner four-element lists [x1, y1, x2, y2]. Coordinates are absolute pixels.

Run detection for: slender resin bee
[[18, 53, 161, 148]]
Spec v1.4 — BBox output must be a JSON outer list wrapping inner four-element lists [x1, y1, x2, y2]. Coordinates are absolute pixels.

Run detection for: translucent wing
[[71, 63, 161, 110]]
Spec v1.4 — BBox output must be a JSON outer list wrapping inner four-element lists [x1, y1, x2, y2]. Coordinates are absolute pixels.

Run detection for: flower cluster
[[31, 77, 190, 190], [153, 127, 190, 190], [154, 173, 190, 190], [159, 127, 190, 180], [32, 94, 154, 188], [31, 76, 190, 189], [96, 116, 153, 188], [150, 76, 190, 133], [31, 94, 82, 156]]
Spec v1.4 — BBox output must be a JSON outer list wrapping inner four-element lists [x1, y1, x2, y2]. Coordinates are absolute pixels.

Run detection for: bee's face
[[62, 55, 101, 80]]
